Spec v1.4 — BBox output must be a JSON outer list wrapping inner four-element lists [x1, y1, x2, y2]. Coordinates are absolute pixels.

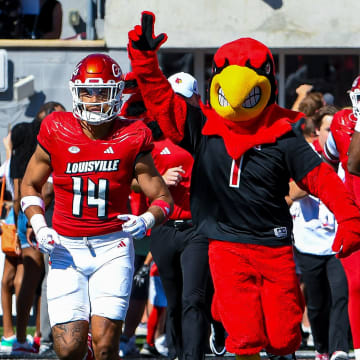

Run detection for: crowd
[[1, 10, 360, 360], [0, 0, 62, 39]]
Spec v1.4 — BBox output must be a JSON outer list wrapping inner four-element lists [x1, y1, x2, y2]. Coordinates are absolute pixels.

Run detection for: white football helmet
[[69, 53, 125, 125]]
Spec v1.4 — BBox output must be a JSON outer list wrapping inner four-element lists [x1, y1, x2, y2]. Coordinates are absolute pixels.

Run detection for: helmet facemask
[[350, 89, 360, 120], [70, 80, 125, 125]]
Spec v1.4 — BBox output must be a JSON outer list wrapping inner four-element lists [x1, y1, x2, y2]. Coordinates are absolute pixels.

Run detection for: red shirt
[[327, 108, 360, 207], [152, 137, 193, 220], [38, 112, 153, 236]]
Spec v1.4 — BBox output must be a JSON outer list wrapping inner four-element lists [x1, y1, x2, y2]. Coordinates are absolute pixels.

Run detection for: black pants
[[294, 248, 350, 355], [150, 224, 210, 360]]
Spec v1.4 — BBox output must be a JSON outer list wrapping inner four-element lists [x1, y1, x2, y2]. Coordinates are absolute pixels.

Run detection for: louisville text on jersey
[[65, 160, 121, 174]]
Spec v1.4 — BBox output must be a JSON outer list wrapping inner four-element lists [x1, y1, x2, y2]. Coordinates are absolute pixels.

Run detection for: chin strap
[[297, 162, 360, 257]]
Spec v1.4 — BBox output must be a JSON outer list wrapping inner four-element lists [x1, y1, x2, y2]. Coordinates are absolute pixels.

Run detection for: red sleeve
[[297, 162, 359, 223], [129, 49, 188, 144], [297, 161, 360, 257], [37, 113, 55, 154], [141, 124, 155, 153]]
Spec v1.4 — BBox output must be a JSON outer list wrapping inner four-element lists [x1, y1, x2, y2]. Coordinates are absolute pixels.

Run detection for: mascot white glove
[[30, 214, 60, 254], [118, 212, 155, 240]]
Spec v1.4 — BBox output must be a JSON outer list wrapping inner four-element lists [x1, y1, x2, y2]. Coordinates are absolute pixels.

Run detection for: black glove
[[133, 264, 150, 287], [129, 11, 167, 51]]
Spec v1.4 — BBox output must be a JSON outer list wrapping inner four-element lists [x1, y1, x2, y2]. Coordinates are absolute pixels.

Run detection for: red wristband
[[150, 199, 172, 220]]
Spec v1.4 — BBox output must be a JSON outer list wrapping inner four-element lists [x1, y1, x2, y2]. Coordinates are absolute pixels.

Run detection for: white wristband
[[30, 214, 48, 235], [21, 196, 45, 213], [140, 212, 156, 230], [355, 116, 360, 132]]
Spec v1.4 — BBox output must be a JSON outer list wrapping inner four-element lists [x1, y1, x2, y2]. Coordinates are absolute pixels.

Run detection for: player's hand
[[332, 218, 360, 258], [128, 11, 167, 51], [133, 264, 150, 287], [163, 166, 185, 186], [118, 214, 147, 240], [35, 227, 60, 254]]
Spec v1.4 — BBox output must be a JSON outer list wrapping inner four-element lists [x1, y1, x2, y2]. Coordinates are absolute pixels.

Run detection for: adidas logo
[[160, 147, 171, 155], [104, 146, 114, 154], [118, 240, 127, 248]]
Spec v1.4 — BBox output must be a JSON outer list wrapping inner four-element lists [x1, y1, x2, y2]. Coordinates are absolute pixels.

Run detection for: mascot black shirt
[[181, 105, 322, 246]]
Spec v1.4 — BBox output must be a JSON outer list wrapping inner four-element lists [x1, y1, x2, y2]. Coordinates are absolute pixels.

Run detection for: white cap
[[168, 72, 199, 98]]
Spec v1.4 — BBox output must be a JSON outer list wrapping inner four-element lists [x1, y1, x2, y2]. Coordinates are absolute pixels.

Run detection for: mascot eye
[[264, 62, 271, 75]]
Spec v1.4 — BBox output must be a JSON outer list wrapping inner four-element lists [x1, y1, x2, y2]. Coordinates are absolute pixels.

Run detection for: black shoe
[[209, 323, 226, 356], [140, 342, 160, 357], [267, 352, 296, 360]]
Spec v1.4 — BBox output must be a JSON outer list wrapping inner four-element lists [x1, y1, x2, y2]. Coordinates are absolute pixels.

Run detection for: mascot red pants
[[209, 240, 304, 355]]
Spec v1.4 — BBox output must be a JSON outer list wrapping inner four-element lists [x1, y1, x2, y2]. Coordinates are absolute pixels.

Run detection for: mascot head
[[209, 37, 277, 122]]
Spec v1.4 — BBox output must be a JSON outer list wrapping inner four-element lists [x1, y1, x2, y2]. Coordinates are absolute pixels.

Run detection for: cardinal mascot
[[127, 12, 360, 360]]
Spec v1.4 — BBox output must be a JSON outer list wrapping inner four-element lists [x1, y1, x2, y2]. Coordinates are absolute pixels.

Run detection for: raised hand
[[128, 11, 167, 51]]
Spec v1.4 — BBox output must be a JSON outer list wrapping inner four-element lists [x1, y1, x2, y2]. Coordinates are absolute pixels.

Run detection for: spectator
[[291, 105, 350, 360], [0, 132, 22, 354], [140, 256, 168, 357], [10, 101, 65, 354], [0, 0, 22, 39], [21, 0, 62, 39]]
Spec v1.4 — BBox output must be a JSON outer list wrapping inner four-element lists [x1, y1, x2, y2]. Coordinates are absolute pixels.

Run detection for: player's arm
[[20, 145, 59, 253], [135, 153, 173, 225], [347, 131, 360, 176], [118, 153, 173, 240]]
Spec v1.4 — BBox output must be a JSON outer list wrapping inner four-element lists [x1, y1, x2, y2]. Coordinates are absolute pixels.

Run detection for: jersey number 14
[[72, 177, 109, 218]]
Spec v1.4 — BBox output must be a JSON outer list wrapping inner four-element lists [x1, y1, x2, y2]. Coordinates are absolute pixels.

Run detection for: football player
[[323, 76, 360, 360], [20, 53, 173, 360]]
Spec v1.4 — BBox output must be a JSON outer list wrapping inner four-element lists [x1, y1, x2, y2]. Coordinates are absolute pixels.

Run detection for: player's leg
[[47, 242, 91, 359], [89, 235, 135, 359], [341, 252, 360, 360], [52, 320, 89, 359], [91, 316, 123, 359]]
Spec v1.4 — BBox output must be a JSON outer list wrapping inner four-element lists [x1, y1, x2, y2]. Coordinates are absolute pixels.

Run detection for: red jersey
[[38, 112, 153, 237], [325, 108, 360, 207], [152, 138, 193, 220]]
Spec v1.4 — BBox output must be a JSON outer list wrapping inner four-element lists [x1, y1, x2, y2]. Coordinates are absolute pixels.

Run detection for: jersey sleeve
[[37, 113, 54, 154], [323, 131, 339, 163], [283, 131, 323, 182]]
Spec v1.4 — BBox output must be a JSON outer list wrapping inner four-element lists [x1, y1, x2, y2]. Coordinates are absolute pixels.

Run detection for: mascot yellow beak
[[210, 65, 272, 122]]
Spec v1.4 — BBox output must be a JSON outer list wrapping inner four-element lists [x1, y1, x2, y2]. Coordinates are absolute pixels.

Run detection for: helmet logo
[[72, 63, 81, 77], [112, 64, 121, 78]]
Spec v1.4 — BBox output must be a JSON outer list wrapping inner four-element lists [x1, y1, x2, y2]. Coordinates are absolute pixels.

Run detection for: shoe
[[330, 351, 349, 360], [0, 335, 16, 353], [315, 351, 329, 360], [209, 323, 226, 356], [140, 342, 160, 357], [12, 337, 38, 354], [267, 353, 297, 360], [135, 322, 148, 336], [154, 334, 169, 357], [119, 335, 139, 357], [39, 342, 57, 356]]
